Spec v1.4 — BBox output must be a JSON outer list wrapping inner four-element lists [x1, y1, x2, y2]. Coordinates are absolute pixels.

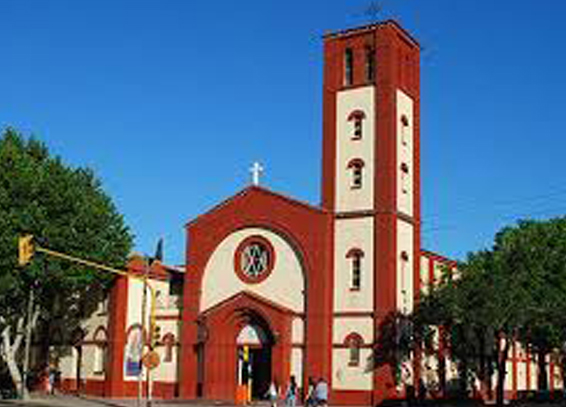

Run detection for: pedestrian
[[314, 377, 328, 407], [305, 377, 316, 407], [266, 379, 279, 407], [285, 375, 298, 407], [48, 367, 56, 395]]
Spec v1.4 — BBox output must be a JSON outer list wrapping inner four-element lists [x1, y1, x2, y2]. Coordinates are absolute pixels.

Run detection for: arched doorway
[[236, 319, 273, 400]]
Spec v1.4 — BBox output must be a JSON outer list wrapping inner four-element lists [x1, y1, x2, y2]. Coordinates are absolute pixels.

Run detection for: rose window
[[241, 243, 269, 277], [234, 235, 275, 284]]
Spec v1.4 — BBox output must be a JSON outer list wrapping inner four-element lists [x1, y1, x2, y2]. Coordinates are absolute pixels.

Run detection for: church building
[[55, 19, 563, 404]]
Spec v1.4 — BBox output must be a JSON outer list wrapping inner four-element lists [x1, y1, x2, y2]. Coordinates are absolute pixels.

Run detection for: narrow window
[[401, 115, 410, 145], [348, 159, 364, 189], [163, 333, 175, 363], [400, 251, 410, 313], [344, 48, 354, 86], [345, 333, 364, 367], [352, 255, 361, 290], [349, 340, 360, 366], [400, 163, 409, 194], [347, 248, 364, 290], [365, 46, 375, 83], [348, 110, 365, 140], [93, 344, 105, 374]]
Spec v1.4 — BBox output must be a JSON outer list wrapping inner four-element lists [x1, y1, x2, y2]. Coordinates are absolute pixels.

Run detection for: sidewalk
[[0, 395, 274, 407]]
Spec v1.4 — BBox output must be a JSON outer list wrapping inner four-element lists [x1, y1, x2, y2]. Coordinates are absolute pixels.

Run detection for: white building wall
[[332, 349, 373, 390], [332, 318, 373, 346], [420, 256, 430, 294], [201, 228, 305, 313], [396, 220, 414, 313], [152, 319, 181, 382], [335, 86, 375, 213], [517, 361, 527, 391], [291, 348, 303, 382], [333, 217, 374, 312], [292, 317, 304, 344], [396, 90, 414, 217]]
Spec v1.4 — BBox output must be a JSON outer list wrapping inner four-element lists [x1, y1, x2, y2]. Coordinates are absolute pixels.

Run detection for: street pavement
[[0, 395, 240, 407]]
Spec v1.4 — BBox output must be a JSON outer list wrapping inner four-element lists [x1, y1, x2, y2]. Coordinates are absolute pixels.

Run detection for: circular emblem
[[234, 235, 275, 284]]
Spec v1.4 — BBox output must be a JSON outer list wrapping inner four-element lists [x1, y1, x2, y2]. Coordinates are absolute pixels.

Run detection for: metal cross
[[250, 162, 264, 186]]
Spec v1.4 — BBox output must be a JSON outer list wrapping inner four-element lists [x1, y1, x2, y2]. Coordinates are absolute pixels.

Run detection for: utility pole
[[137, 262, 149, 407]]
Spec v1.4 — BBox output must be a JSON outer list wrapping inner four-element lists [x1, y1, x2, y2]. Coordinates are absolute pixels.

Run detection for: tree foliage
[[414, 218, 566, 405], [0, 128, 133, 390]]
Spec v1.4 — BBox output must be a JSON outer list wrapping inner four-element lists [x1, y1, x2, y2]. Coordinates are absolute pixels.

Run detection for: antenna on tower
[[364, 1, 384, 23]]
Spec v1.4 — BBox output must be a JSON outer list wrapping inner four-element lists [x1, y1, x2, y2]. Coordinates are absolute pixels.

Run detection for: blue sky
[[2, 0, 566, 265]]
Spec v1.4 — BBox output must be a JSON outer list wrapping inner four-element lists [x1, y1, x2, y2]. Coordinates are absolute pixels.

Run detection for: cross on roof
[[250, 162, 264, 186]]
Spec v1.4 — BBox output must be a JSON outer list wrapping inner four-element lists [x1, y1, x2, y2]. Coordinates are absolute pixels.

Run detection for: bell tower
[[321, 21, 421, 402]]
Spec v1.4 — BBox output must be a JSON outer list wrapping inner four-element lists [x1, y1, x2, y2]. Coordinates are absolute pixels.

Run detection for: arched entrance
[[236, 314, 274, 400], [195, 291, 294, 402]]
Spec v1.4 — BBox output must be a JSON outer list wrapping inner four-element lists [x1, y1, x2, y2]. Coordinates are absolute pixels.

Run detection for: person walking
[[305, 377, 316, 407], [285, 376, 298, 407], [266, 380, 279, 407], [314, 378, 328, 407]]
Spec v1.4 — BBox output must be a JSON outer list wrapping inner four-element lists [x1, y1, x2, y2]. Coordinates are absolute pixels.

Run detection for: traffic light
[[18, 235, 35, 267], [151, 324, 161, 348]]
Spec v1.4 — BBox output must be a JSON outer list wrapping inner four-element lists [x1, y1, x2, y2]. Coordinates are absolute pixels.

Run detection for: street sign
[[142, 350, 160, 370]]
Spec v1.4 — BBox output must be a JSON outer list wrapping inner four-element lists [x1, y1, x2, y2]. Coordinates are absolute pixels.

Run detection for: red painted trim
[[105, 275, 128, 397], [186, 186, 328, 228], [334, 311, 374, 317], [347, 158, 365, 169], [343, 332, 364, 346], [233, 235, 276, 284], [346, 248, 365, 258], [347, 109, 366, 121], [92, 326, 108, 342], [331, 390, 373, 405], [155, 314, 181, 321], [179, 188, 333, 400]]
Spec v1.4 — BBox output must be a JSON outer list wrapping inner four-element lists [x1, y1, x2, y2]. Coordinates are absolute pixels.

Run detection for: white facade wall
[[396, 220, 414, 313], [420, 256, 430, 294], [335, 86, 375, 213], [332, 318, 374, 345], [292, 317, 304, 344], [58, 299, 109, 381], [291, 348, 303, 382], [517, 361, 527, 391], [201, 228, 305, 313], [333, 217, 374, 312], [332, 349, 373, 390], [396, 90, 414, 217]]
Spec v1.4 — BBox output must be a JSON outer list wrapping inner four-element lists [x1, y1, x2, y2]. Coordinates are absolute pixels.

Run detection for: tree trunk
[[496, 338, 510, 407], [1, 317, 26, 397], [0, 308, 40, 399], [537, 348, 548, 391]]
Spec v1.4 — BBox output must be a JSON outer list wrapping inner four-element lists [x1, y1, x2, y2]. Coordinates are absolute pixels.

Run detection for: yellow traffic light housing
[[18, 235, 35, 267]]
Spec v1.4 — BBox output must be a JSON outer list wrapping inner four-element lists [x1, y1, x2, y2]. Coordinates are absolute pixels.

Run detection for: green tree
[[494, 219, 566, 392], [0, 128, 133, 396], [415, 218, 566, 406]]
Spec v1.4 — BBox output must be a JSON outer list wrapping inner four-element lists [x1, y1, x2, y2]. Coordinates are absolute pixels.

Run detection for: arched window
[[344, 48, 354, 86], [347, 159, 365, 189], [365, 46, 375, 83], [348, 110, 366, 140], [163, 333, 176, 363], [400, 115, 410, 146], [400, 251, 410, 313], [346, 248, 364, 290], [400, 162, 409, 194], [344, 333, 364, 367], [92, 326, 108, 375]]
